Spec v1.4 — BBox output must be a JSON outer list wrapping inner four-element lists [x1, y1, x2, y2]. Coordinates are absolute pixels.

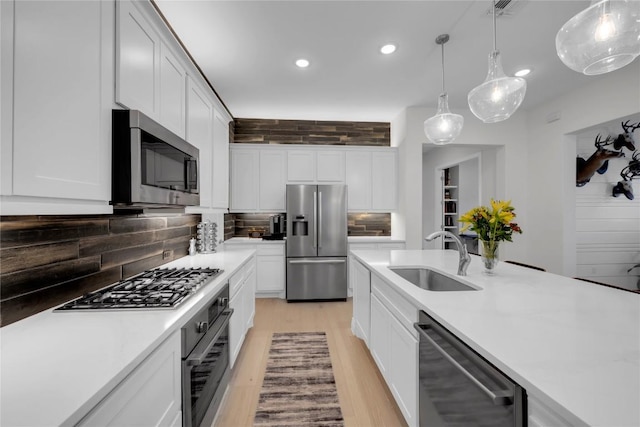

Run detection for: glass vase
[[480, 240, 500, 275]]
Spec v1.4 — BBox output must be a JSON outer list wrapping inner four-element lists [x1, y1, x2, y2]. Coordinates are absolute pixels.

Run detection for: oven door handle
[[413, 322, 514, 406], [186, 308, 233, 366]]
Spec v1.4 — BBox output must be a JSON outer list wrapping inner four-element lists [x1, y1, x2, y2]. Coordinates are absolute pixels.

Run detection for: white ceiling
[[154, 0, 607, 122]]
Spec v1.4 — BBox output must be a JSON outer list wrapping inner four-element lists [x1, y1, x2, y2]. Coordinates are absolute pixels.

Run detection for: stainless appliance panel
[[414, 311, 525, 427], [317, 184, 348, 257], [286, 185, 317, 257], [286, 257, 347, 300]]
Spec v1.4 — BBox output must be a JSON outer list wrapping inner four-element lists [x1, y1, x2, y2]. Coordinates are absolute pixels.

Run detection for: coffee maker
[[264, 214, 286, 240]]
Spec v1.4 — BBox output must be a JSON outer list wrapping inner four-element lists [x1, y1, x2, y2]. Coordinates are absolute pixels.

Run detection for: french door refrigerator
[[286, 184, 348, 301]]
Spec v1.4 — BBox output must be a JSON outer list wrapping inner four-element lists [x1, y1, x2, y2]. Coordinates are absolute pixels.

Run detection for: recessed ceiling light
[[295, 59, 310, 68], [380, 44, 397, 55], [515, 68, 531, 77]]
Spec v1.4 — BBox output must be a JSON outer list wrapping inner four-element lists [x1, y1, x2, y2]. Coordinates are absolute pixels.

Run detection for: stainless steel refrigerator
[[286, 184, 348, 301]]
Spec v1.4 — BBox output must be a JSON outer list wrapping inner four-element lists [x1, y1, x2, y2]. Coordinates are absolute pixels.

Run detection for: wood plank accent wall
[[0, 213, 200, 327], [231, 118, 390, 146], [223, 213, 391, 238], [575, 134, 640, 291]]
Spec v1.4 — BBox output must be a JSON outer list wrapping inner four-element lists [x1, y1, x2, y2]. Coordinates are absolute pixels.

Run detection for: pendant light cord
[[492, 0, 497, 51], [441, 42, 446, 93]]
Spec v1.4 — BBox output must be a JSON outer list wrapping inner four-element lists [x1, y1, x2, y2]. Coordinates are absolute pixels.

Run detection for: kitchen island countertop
[[351, 249, 640, 427], [0, 249, 256, 427]]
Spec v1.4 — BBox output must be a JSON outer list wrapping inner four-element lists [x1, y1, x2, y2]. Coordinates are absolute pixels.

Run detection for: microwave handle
[[185, 158, 198, 191]]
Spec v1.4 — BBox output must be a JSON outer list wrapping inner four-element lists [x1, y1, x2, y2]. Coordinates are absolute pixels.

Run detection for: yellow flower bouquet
[[459, 199, 522, 273]]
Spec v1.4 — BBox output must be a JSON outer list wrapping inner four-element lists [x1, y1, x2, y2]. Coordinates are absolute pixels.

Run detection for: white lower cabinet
[[352, 259, 371, 345], [78, 331, 181, 427], [364, 272, 418, 427], [229, 256, 256, 368], [256, 245, 285, 296]]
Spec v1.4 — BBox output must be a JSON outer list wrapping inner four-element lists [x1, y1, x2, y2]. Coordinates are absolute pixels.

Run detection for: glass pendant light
[[467, 1, 526, 123], [424, 34, 464, 145], [556, 0, 640, 75]]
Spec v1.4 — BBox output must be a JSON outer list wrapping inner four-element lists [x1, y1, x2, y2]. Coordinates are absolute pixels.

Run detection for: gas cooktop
[[55, 267, 223, 311]]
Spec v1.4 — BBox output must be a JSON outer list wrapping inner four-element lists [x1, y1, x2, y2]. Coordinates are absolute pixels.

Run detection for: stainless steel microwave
[[111, 109, 200, 208]]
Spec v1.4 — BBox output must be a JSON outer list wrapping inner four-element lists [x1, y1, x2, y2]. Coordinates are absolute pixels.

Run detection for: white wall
[[394, 60, 640, 274]]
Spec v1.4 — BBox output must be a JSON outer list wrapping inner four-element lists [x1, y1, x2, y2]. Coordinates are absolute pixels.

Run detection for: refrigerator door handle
[[318, 191, 323, 250], [313, 191, 318, 249], [289, 259, 346, 265]]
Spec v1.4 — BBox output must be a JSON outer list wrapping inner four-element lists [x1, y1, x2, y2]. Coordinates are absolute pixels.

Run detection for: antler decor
[[613, 150, 640, 200], [614, 121, 640, 151], [576, 134, 624, 187]]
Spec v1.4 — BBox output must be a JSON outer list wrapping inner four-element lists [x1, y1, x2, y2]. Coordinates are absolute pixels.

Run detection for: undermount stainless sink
[[388, 267, 478, 291]]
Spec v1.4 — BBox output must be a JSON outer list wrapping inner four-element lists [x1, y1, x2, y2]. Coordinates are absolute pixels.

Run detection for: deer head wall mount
[[613, 120, 640, 151], [613, 150, 640, 200], [576, 134, 624, 187]]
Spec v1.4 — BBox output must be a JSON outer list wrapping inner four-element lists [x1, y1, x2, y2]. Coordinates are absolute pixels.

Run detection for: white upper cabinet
[[186, 76, 214, 209], [259, 150, 287, 211], [316, 151, 345, 182], [287, 151, 316, 182], [230, 149, 259, 211], [212, 109, 230, 209], [346, 151, 372, 210], [371, 151, 397, 210], [1, 0, 113, 214], [159, 43, 186, 138], [116, 0, 159, 118]]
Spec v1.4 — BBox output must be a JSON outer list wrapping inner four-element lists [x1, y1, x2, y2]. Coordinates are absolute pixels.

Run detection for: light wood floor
[[214, 298, 407, 427]]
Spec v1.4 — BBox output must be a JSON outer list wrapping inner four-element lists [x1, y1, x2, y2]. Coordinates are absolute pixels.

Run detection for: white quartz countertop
[[224, 237, 284, 244], [0, 249, 255, 427], [351, 249, 640, 427], [224, 236, 404, 244]]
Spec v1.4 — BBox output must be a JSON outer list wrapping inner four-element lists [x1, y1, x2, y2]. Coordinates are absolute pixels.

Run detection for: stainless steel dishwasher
[[414, 311, 526, 427]]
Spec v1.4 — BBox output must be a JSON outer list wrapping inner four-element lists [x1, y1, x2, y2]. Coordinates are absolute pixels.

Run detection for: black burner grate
[[55, 267, 223, 311]]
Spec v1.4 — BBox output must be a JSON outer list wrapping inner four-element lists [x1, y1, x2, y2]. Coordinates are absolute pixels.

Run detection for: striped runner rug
[[254, 332, 345, 427]]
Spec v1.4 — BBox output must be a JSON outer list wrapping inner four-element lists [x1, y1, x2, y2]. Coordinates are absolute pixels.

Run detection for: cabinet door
[[257, 256, 285, 293], [372, 151, 397, 210], [212, 109, 230, 209], [244, 260, 256, 329], [352, 260, 371, 345], [229, 289, 245, 369], [389, 317, 418, 427], [11, 0, 111, 202], [116, 0, 159, 117], [287, 151, 316, 182], [317, 151, 345, 182], [186, 77, 213, 208], [230, 150, 259, 211], [159, 43, 186, 138], [346, 151, 372, 211], [259, 150, 287, 211], [78, 332, 181, 427], [369, 293, 390, 380]]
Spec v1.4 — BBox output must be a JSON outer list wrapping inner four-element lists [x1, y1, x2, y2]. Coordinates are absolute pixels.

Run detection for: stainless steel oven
[[414, 311, 526, 427], [182, 284, 232, 427]]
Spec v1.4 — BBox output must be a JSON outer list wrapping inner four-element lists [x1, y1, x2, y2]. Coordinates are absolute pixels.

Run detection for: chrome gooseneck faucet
[[425, 231, 471, 276]]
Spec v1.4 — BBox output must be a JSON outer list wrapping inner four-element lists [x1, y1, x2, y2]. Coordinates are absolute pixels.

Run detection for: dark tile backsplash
[[232, 118, 390, 146], [224, 213, 391, 238], [0, 213, 200, 327]]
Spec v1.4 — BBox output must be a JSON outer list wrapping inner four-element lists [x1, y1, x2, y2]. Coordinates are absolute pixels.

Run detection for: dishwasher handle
[[413, 322, 514, 406]]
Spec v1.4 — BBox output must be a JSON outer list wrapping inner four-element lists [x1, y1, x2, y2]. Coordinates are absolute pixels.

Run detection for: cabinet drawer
[[371, 274, 417, 334], [257, 244, 284, 256]]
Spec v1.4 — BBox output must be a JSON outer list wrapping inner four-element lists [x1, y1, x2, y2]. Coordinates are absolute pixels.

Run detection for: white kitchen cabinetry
[[369, 274, 418, 427], [159, 43, 186, 138], [346, 151, 372, 210], [116, 0, 159, 118], [316, 151, 345, 182], [186, 76, 214, 208], [78, 331, 181, 427], [528, 396, 572, 427], [212, 109, 230, 209], [259, 150, 287, 211], [352, 259, 371, 345], [229, 256, 256, 368], [230, 149, 259, 211], [0, 0, 113, 214], [346, 149, 397, 212], [287, 151, 316, 182], [256, 244, 285, 297], [348, 241, 405, 295]]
